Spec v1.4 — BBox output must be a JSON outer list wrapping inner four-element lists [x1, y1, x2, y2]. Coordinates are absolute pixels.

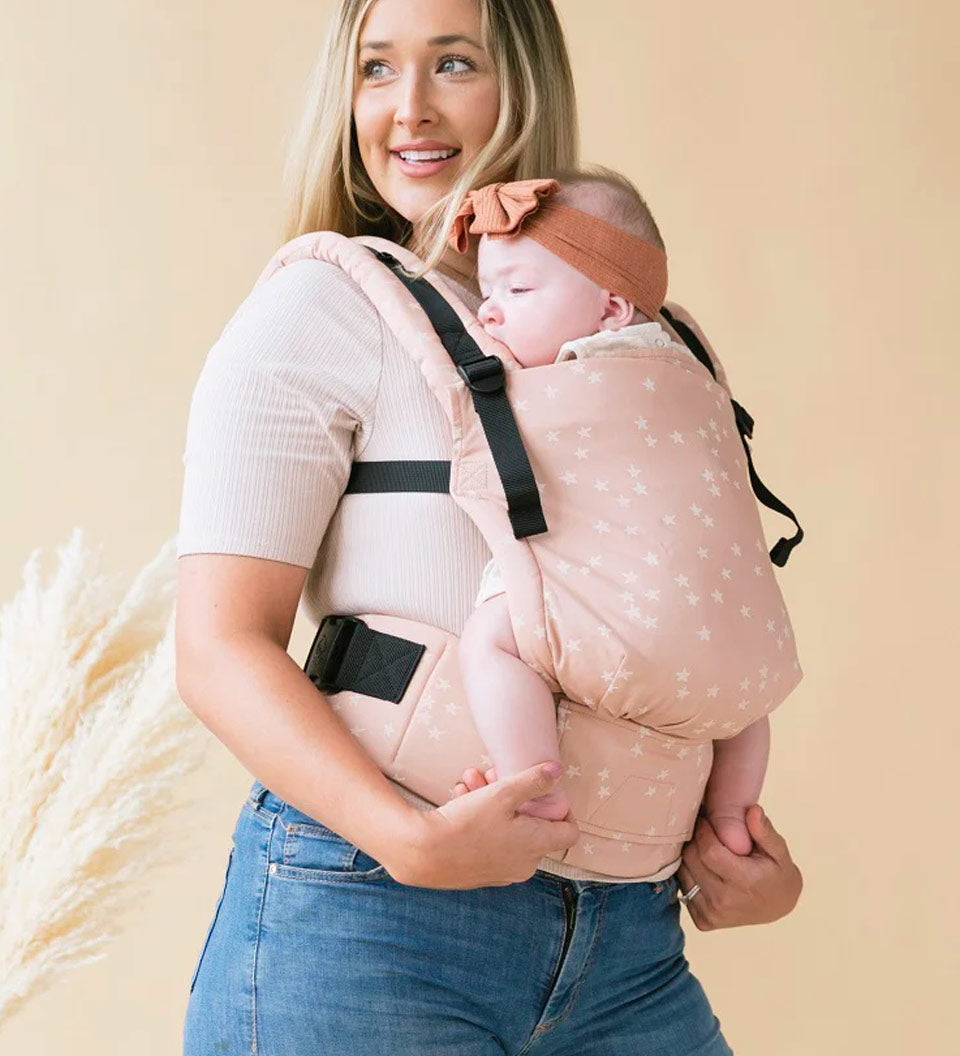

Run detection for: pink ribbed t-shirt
[[177, 252, 694, 884]]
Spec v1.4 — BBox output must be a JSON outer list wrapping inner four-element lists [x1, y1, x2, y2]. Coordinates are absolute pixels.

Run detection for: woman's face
[[352, 0, 500, 223]]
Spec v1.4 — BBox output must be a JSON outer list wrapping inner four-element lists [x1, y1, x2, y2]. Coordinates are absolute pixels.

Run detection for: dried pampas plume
[[0, 528, 208, 1027]]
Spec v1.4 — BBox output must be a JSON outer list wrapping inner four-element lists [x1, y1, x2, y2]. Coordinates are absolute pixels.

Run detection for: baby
[[454, 170, 769, 856]]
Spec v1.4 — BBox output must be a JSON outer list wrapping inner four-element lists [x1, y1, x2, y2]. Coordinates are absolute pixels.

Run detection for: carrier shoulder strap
[[659, 306, 804, 566], [358, 248, 546, 539]]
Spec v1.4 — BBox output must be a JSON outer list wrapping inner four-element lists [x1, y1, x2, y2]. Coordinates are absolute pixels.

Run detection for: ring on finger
[[677, 882, 701, 905]]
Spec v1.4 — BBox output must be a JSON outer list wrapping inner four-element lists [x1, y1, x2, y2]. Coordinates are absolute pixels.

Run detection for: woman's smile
[[390, 141, 462, 178]]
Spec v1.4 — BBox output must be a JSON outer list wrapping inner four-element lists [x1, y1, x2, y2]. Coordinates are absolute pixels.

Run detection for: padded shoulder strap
[[661, 306, 804, 566], [256, 231, 547, 539], [362, 245, 547, 540]]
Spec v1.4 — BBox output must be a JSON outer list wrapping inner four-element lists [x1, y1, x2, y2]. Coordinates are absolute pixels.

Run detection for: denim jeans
[[183, 780, 733, 1055]]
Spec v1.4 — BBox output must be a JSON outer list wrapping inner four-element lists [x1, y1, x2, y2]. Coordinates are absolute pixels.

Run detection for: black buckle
[[304, 614, 363, 694], [732, 399, 755, 440], [457, 354, 505, 393]]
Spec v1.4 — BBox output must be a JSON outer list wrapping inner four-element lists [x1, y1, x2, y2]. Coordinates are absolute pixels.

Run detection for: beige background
[[2, 0, 957, 1052]]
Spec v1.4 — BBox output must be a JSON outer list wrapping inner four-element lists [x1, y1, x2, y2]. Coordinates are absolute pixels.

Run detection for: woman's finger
[[744, 804, 790, 865], [675, 859, 697, 895], [674, 860, 714, 930]]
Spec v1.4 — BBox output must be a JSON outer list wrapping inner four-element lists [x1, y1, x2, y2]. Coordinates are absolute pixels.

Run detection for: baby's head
[[467, 169, 666, 367]]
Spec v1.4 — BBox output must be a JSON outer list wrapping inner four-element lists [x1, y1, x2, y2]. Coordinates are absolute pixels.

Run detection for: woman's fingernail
[[544, 762, 563, 778]]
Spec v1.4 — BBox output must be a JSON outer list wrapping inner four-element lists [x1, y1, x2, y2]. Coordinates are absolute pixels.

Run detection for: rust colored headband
[[448, 178, 668, 320]]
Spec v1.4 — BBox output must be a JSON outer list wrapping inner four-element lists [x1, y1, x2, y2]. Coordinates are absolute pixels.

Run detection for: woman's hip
[[183, 780, 731, 1056]]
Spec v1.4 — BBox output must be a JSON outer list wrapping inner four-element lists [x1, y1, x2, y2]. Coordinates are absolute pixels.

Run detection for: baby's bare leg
[[702, 716, 771, 855], [458, 595, 570, 820]]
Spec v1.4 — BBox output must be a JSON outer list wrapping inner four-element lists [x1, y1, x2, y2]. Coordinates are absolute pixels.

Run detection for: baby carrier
[[255, 232, 805, 879]]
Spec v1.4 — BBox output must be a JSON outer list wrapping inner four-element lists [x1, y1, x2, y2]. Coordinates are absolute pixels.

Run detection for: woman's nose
[[392, 70, 437, 131]]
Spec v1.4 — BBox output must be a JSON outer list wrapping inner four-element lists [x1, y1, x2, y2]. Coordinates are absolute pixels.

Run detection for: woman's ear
[[598, 292, 635, 331]]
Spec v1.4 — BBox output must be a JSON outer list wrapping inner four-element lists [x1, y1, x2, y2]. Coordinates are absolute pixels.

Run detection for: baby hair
[[545, 164, 665, 322]]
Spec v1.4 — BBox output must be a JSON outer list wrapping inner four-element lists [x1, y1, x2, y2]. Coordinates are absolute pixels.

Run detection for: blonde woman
[[176, 1, 803, 1051]]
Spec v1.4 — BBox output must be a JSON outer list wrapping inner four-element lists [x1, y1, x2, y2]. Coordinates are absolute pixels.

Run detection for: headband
[[448, 178, 668, 320]]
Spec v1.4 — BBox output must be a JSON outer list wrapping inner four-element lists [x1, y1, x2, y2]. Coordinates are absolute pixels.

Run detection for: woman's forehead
[[359, 0, 483, 49]]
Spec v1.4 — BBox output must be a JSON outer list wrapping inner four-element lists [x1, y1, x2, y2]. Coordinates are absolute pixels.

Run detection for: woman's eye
[[360, 59, 389, 80], [438, 55, 477, 75], [509, 287, 530, 295], [360, 54, 476, 81]]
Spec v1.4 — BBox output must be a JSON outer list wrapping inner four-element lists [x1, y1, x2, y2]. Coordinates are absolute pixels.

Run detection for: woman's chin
[[385, 177, 461, 225]]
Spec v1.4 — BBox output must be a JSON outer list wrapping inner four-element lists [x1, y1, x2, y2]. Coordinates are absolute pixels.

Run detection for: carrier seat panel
[[325, 613, 715, 879]]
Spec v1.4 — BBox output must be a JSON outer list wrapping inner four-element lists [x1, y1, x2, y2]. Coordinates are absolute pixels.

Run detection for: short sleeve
[[176, 257, 383, 567]]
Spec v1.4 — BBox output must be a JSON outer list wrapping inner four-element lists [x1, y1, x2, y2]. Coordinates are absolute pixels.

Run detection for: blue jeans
[[183, 780, 733, 1055]]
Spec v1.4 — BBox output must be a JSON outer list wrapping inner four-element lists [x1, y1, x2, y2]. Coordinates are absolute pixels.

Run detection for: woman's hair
[[280, 0, 580, 278]]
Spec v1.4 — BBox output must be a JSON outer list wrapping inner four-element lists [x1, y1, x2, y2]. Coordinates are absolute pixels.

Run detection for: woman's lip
[[390, 149, 461, 178]]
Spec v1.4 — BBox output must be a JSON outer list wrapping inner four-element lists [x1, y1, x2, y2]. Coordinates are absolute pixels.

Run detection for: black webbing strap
[[346, 459, 450, 493], [361, 247, 547, 539], [660, 306, 804, 567], [303, 614, 424, 703]]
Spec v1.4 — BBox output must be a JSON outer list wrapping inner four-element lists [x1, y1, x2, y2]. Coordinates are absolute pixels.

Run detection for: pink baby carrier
[[255, 231, 805, 879]]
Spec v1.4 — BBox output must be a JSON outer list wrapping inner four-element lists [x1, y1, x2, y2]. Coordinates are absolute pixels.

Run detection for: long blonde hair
[[280, 0, 580, 278]]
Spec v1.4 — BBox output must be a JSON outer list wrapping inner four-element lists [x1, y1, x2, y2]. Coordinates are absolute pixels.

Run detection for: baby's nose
[[478, 300, 501, 327]]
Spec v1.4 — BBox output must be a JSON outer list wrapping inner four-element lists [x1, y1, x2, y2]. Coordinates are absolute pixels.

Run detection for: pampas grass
[[0, 528, 208, 1027]]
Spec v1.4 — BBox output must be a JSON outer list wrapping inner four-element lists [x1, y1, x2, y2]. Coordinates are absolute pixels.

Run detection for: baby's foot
[[517, 786, 571, 821], [706, 809, 753, 855]]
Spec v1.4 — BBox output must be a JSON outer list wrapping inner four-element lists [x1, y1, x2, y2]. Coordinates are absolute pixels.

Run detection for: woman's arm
[[175, 553, 424, 872]]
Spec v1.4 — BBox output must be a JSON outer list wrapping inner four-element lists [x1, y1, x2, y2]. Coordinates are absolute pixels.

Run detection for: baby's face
[[476, 233, 608, 367]]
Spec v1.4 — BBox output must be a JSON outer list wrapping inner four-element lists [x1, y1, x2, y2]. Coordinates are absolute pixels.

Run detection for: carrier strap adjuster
[[303, 614, 426, 704], [457, 354, 505, 394], [304, 614, 361, 694]]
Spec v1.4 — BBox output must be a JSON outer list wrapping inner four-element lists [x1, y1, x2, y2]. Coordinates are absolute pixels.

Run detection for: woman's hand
[[676, 804, 803, 929], [394, 763, 580, 889]]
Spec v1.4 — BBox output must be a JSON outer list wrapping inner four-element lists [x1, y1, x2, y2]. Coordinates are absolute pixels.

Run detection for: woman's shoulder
[[222, 248, 381, 356], [191, 246, 384, 428]]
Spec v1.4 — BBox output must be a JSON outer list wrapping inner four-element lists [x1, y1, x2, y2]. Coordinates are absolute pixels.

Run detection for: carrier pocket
[[584, 772, 677, 838], [556, 700, 705, 844]]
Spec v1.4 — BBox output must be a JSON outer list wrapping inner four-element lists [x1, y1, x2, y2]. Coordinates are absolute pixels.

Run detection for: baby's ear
[[599, 293, 635, 331]]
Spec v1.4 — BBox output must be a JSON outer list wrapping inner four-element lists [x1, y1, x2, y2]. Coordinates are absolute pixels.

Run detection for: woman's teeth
[[397, 149, 459, 163]]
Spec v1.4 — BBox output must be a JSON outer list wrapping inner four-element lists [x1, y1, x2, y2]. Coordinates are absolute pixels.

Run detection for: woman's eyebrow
[[359, 34, 483, 51]]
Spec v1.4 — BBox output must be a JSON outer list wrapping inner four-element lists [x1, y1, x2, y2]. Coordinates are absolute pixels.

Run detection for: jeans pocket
[[270, 801, 391, 884], [189, 847, 234, 994]]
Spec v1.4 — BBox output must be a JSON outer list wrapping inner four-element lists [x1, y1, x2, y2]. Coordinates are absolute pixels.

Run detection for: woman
[[176, 0, 803, 1051]]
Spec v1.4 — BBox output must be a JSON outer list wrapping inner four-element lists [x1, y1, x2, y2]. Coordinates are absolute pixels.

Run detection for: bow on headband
[[448, 178, 561, 254]]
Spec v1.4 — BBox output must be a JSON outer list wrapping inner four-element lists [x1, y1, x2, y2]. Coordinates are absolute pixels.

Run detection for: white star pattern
[[327, 328, 807, 880]]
